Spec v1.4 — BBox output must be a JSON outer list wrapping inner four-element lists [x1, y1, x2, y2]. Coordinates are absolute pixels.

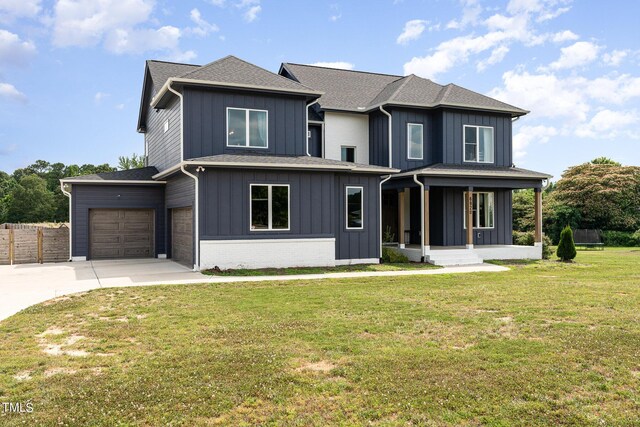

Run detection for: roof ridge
[[178, 55, 234, 78], [367, 75, 413, 107], [147, 59, 200, 67], [283, 62, 402, 78], [435, 83, 454, 103]]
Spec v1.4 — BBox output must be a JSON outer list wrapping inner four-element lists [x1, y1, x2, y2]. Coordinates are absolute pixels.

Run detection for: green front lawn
[[1, 249, 639, 425]]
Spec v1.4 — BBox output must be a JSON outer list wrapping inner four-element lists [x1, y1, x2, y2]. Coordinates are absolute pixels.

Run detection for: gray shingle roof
[[182, 154, 397, 174], [61, 167, 160, 182], [281, 63, 528, 116], [396, 163, 552, 179], [147, 60, 199, 95]]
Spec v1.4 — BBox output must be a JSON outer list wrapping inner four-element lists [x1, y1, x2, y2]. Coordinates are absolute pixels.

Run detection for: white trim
[[407, 123, 424, 160], [71, 256, 87, 262], [345, 186, 364, 230], [379, 106, 393, 168], [463, 191, 495, 230], [463, 125, 495, 164], [306, 99, 319, 156], [60, 180, 165, 185], [157, 254, 167, 259], [335, 258, 379, 266], [394, 169, 551, 179], [379, 175, 391, 259], [413, 174, 425, 258], [226, 107, 269, 149], [466, 244, 474, 249], [340, 145, 357, 163], [249, 184, 291, 231], [151, 77, 323, 108]]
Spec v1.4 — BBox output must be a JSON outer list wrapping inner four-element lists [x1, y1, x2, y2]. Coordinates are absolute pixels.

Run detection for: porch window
[[407, 123, 423, 159], [464, 192, 495, 229], [227, 108, 268, 148], [463, 125, 494, 163], [346, 186, 363, 229], [250, 184, 289, 231], [341, 146, 356, 162]]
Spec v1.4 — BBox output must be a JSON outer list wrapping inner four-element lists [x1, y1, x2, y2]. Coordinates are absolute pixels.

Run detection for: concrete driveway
[[0, 259, 207, 321]]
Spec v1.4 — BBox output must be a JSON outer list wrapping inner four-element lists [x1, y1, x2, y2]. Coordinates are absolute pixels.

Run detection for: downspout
[[379, 106, 392, 168], [180, 165, 200, 272], [412, 174, 425, 261], [379, 174, 392, 261], [60, 182, 72, 261], [306, 99, 319, 156]]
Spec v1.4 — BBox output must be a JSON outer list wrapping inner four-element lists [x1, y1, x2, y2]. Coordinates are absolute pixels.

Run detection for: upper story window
[[464, 192, 495, 229], [250, 184, 289, 231], [341, 146, 356, 162], [407, 123, 423, 160], [346, 186, 363, 229], [227, 108, 268, 148], [464, 125, 494, 163]]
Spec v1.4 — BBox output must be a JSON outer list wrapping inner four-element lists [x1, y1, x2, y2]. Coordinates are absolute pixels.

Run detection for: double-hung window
[[227, 108, 268, 148], [407, 123, 423, 160], [250, 184, 289, 231], [346, 186, 363, 229], [463, 192, 495, 229], [464, 125, 494, 163]]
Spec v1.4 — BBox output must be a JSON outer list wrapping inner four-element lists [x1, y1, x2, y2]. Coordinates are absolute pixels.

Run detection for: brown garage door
[[172, 207, 193, 267], [90, 209, 154, 259]]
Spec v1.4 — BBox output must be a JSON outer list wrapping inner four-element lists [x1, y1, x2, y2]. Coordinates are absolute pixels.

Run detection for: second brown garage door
[[171, 207, 193, 267], [89, 209, 155, 259]]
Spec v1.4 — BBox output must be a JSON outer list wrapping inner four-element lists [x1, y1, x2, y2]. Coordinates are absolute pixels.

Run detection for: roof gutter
[[305, 99, 319, 156], [379, 174, 392, 261], [379, 106, 393, 168], [60, 181, 72, 262]]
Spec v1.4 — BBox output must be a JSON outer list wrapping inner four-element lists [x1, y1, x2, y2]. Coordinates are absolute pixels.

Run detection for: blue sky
[[0, 0, 638, 180]]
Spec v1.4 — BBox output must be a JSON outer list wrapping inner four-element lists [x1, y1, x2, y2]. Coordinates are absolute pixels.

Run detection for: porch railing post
[[398, 189, 405, 249], [534, 187, 542, 245], [466, 187, 474, 249], [424, 187, 430, 250]]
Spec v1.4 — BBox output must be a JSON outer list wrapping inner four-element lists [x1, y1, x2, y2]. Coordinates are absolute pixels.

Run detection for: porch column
[[424, 186, 430, 250], [466, 187, 474, 249], [534, 187, 542, 246], [398, 189, 405, 248]]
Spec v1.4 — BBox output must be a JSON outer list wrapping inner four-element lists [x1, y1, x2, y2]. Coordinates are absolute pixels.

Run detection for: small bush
[[542, 235, 553, 260], [513, 231, 534, 246], [382, 247, 409, 263], [556, 226, 577, 261], [601, 230, 640, 247]]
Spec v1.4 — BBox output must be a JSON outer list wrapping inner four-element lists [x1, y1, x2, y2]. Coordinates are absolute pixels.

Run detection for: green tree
[[118, 154, 145, 170], [512, 189, 535, 232], [591, 157, 621, 166], [6, 175, 55, 223], [556, 226, 577, 261]]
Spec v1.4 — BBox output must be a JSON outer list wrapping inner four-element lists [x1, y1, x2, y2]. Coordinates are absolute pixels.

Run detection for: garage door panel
[[90, 209, 154, 260], [172, 207, 193, 267]]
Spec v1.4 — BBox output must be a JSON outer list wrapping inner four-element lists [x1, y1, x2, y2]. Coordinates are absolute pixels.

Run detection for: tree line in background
[[0, 155, 144, 224], [513, 157, 640, 246]]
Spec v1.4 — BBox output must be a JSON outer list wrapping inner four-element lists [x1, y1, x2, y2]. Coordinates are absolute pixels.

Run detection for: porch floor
[[394, 244, 542, 265]]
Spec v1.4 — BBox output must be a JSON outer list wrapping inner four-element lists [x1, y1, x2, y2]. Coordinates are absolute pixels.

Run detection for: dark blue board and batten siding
[[146, 96, 182, 172], [334, 174, 380, 260], [71, 185, 165, 258], [183, 87, 307, 159], [165, 173, 196, 260], [429, 187, 512, 246], [198, 169, 334, 240]]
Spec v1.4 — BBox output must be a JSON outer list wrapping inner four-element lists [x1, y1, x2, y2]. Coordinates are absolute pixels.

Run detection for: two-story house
[[61, 56, 397, 270], [61, 55, 550, 270], [279, 63, 551, 265]]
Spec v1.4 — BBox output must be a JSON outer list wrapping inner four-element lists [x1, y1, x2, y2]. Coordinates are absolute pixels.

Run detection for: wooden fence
[[0, 225, 69, 265]]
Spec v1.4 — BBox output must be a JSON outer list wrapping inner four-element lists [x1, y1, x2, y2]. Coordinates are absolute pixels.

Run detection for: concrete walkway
[[0, 259, 508, 321]]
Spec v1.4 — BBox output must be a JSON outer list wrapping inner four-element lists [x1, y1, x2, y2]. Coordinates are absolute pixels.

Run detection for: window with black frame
[[346, 186, 363, 229]]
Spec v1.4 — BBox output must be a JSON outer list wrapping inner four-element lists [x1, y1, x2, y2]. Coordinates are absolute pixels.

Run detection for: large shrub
[[381, 247, 409, 263], [512, 231, 553, 259], [601, 230, 640, 247], [556, 226, 577, 261]]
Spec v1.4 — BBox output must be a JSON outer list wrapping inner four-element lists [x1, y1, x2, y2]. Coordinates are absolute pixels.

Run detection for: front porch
[[382, 164, 550, 265]]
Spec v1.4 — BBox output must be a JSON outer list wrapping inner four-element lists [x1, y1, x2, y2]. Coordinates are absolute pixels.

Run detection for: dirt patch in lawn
[[36, 329, 90, 357], [296, 360, 336, 373]]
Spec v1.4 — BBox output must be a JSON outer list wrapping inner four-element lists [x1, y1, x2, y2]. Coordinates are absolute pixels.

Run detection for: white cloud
[[575, 109, 639, 139], [187, 8, 219, 37], [551, 30, 579, 43], [582, 74, 640, 104], [329, 4, 341, 22], [513, 125, 558, 159], [52, 0, 154, 47], [208, 0, 226, 6], [447, 0, 482, 29], [397, 19, 429, 45], [546, 41, 601, 70], [94, 91, 109, 104], [477, 45, 509, 71], [602, 49, 628, 67], [115, 103, 125, 110], [164, 49, 197, 63], [0, 82, 27, 103], [244, 5, 261, 22], [308, 61, 355, 70], [0, 0, 41, 22], [0, 29, 36, 68], [104, 26, 182, 55]]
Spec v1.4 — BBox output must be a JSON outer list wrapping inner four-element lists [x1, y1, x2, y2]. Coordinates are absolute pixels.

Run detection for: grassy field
[[203, 262, 440, 276], [1, 249, 639, 425]]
